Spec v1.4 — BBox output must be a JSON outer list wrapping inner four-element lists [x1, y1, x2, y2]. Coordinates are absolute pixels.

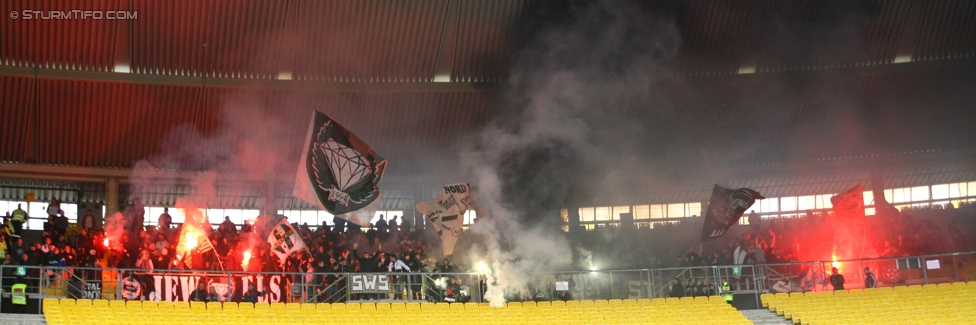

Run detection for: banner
[[294, 111, 388, 226], [415, 183, 472, 255], [268, 218, 307, 262], [701, 185, 765, 241], [349, 274, 391, 293], [119, 272, 285, 302], [831, 184, 864, 218]]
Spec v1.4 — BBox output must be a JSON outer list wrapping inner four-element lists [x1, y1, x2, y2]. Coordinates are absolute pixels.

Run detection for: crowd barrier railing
[[2, 250, 974, 315]]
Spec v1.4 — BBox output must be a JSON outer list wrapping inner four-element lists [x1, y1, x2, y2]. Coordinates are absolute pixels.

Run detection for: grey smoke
[[460, 0, 683, 305]]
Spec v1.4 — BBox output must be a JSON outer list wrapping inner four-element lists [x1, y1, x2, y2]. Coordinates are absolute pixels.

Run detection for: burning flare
[[185, 233, 198, 250], [242, 250, 252, 269], [103, 238, 109, 248], [832, 254, 841, 273]]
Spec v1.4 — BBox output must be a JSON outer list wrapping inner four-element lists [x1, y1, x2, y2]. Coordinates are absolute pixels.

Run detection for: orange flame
[[832, 254, 841, 273], [242, 250, 252, 269], [185, 233, 198, 250], [103, 238, 109, 248]]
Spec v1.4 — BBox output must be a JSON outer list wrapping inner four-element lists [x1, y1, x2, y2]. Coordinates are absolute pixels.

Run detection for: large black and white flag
[[294, 111, 387, 226], [416, 183, 472, 255], [701, 184, 764, 242]]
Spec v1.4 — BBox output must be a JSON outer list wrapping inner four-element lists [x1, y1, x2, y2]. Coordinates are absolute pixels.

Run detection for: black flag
[[701, 184, 765, 242]]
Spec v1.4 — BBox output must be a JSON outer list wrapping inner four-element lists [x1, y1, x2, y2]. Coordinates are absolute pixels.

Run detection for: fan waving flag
[[294, 111, 388, 226], [416, 183, 472, 256], [268, 218, 306, 263], [701, 185, 765, 242], [831, 184, 865, 219]]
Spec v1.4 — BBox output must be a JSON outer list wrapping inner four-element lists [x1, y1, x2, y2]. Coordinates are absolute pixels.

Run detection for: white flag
[[415, 183, 472, 256], [267, 218, 306, 262]]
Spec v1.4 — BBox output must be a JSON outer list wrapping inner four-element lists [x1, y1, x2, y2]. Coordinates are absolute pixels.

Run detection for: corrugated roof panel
[[293, 0, 450, 82], [452, 0, 526, 82], [0, 75, 36, 163], [678, 0, 764, 75], [204, 0, 289, 79], [755, 0, 914, 73], [129, 0, 213, 75], [914, 0, 976, 61], [0, 0, 118, 70], [36, 80, 201, 168]]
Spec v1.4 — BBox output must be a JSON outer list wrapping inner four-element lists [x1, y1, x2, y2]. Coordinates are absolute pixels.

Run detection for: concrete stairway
[[741, 309, 794, 325], [0, 314, 47, 325]]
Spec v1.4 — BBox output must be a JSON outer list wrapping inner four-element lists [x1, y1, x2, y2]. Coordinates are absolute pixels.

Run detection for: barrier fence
[[2, 251, 975, 314]]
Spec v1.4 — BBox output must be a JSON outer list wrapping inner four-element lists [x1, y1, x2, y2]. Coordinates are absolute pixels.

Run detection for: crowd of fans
[[0, 198, 477, 302], [2, 197, 976, 301]]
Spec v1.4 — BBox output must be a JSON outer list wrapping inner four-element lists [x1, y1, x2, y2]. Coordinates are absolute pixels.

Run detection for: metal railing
[[3, 250, 975, 314]]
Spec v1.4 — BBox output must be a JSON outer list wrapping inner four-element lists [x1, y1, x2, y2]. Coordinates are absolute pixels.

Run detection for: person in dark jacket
[[242, 283, 263, 303], [829, 267, 845, 291], [189, 282, 209, 302], [864, 267, 877, 288], [669, 278, 685, 298]]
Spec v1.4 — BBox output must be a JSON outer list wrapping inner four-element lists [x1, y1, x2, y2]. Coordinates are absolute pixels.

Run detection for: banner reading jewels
[[118, 272, 286, 302]]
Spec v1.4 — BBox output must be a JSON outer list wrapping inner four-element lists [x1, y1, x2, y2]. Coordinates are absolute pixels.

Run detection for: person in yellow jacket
[[721, 278, 733, 304], [10, 204, 27, 236], [11, 276, 28, 313]]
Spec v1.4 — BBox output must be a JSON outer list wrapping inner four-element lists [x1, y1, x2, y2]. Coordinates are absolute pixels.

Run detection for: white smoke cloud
[[459, 0, 682, 305]]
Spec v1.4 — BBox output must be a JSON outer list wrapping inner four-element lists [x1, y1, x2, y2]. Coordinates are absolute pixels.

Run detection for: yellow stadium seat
[[507, 302, 522, 308], [189, 301, 206, 310], [93, 299, 109, 307]]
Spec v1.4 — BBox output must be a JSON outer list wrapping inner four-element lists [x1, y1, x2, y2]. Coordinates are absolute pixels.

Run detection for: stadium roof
[[1, 0, 975, 205]]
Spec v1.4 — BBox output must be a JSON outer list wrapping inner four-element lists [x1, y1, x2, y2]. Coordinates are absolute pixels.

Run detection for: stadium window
[[224, 209, 243, 225], [948, 182, 967, 198], [649, 204, 665, 219], [206, 209, 225, 225], [242, 210, 260, 224], [797, 196, 815, 210], [780, 197, 797, 211], [667, 204, 685, 218], [891, 188, 907, 203], [911, 186, 929, 202], [863, 191, 874, 206], [814, 195, 833, 210], [969, 181, 976, 197], [300, 210, 319, 226], [594, 207, 611, 221], [463, 210, 477, 225], [612, 206, 630, 220], [579, 207, 595, 222], [865, 208, 876, 216], [560, 209, 568, 223], [687, 202, 701, 217], [633, 205, 650, 219], [932, 184, 950, 200]]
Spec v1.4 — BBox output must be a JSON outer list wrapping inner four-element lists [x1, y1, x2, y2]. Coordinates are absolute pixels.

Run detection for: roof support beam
[[0, 65, 496, 92]]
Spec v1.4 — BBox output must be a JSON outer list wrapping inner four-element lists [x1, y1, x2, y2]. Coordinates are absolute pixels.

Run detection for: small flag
[[701, 184, 764, 242], [267, 218, 307, 262], [831, 184, 864, 218], [293, 111, 387, 226]]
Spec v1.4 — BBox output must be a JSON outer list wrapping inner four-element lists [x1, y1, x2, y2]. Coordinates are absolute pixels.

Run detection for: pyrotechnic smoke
[[460, 1, 684, 304]]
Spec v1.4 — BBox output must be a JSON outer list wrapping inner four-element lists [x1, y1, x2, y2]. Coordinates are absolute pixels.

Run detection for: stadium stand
[[41, 297, 751, 325], [760, 282, 976, 325]]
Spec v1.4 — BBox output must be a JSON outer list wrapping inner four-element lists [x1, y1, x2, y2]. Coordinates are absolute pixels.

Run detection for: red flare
[[242, 250, 252, 269]]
